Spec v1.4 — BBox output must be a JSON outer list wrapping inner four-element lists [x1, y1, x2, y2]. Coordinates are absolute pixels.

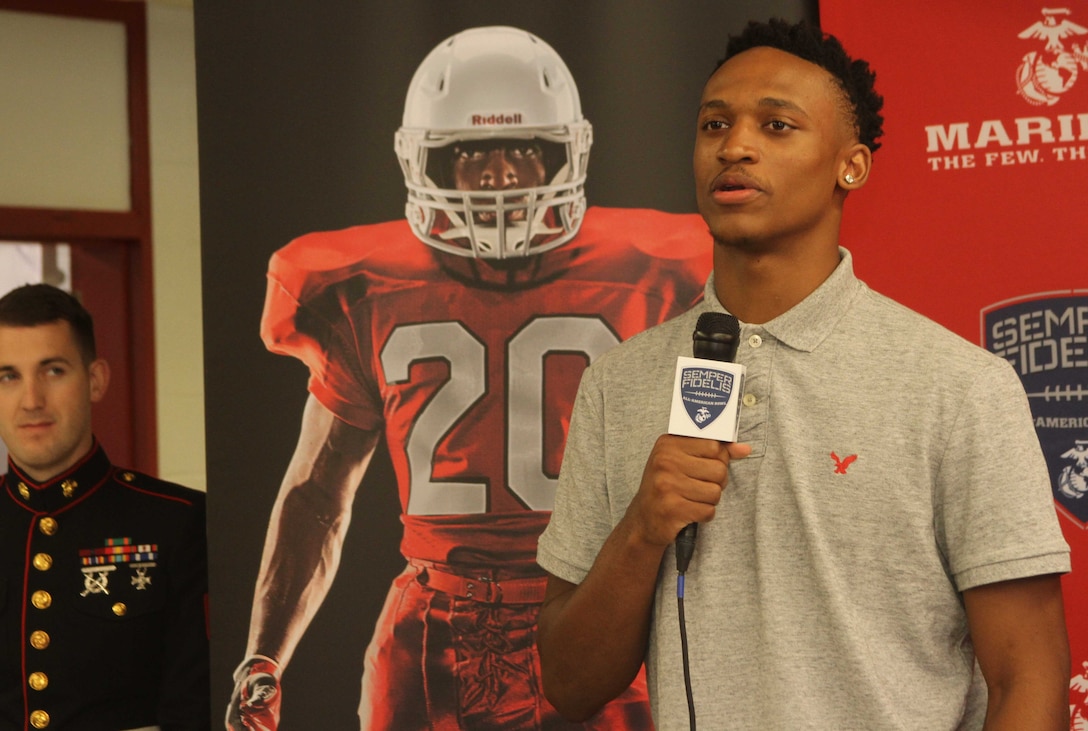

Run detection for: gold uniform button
[[120, 472, 135, 482], [32, 553, 52, 571], [29, 709, 49, 728], [28, 672, 48, 691], [29, 631, 50, 650], [61, 479, 77, 497], [31, 591, 51, 610], [38, 517, 57, 536], [112, 602, 127, 616], [19, 482, 30, 499]]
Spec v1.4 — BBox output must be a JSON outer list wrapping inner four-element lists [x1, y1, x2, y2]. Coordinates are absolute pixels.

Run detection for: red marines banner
[[822, 1, 1088, 723]]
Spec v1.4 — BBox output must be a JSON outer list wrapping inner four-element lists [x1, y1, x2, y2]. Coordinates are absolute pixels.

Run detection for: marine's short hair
[[721, 18, 884, 153], [0, 284, 97, 363]]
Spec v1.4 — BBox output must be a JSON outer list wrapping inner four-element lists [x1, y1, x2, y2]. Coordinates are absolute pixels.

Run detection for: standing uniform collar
[[3, 440, 112, 514], [702, 246, 865, 352]]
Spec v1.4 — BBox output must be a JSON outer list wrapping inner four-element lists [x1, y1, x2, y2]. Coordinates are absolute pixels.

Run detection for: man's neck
[[13, 438, 96, 484], [711, 238, 841, 325]]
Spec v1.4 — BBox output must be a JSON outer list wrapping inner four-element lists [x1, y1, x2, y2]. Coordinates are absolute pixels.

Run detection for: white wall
[[147, 2, 206, 490]]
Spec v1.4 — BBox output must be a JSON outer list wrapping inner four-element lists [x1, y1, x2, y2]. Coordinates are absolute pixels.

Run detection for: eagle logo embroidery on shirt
[[831, 452, 858, 474]]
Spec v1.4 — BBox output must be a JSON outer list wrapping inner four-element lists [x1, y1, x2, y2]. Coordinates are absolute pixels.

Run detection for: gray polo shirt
[[538, 248, 1069, 730]]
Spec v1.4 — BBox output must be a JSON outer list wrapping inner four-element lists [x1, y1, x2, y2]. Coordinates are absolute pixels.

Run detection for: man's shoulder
[[109, 468, 206, 509], [858, 286, 1008, 370], [577, 207, 711, 264], [268, 219, 435, 295]]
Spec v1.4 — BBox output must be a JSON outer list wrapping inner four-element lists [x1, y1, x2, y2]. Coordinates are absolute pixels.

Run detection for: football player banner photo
[[222, 24, 711, 731]]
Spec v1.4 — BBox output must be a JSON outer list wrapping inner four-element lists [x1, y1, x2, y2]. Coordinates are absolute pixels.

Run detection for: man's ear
[[88, 358, 110, 404], [838, 143, 872, 190]]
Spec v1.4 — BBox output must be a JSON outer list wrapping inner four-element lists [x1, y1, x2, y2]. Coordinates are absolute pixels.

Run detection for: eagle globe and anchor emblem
[[1016, 7, 1088, 105]]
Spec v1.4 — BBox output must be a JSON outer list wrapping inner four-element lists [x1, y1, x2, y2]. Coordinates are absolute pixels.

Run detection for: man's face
[[693, 46, 857, 249], [448, 140, 547, 223], [0, 320, 107, 482]]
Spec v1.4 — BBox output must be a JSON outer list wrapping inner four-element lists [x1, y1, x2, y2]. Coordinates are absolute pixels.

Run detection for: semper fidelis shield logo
[[983, 292, 1088, 526], [680, 366, 736, 429]]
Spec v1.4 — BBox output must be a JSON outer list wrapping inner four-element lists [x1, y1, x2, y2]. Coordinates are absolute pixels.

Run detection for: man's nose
[[480, 150, 518, 189], [717, 122, 760, 165], [20, 378, 45, 410]]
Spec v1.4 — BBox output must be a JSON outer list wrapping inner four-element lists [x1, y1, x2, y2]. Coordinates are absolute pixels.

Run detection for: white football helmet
[[395, 26, 593, 259]]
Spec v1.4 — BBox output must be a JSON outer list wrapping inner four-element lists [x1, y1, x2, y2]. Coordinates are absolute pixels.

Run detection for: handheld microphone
[[674, 312, 741, 574]]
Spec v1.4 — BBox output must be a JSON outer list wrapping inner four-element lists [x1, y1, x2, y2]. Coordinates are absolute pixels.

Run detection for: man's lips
[[709, 172, 764, 204], [17, 420, 54, 432]]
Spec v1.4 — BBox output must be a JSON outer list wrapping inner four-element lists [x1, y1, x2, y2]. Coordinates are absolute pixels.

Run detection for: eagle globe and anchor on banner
[[1016, 6, 1088, 106]]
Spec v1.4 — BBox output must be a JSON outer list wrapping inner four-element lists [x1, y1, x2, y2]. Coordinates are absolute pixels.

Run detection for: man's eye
[[702, 119, 728, 131], [768, 120, 792, 131]]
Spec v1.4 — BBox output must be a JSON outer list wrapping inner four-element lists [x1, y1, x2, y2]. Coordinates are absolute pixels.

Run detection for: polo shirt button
[[742, 393, 758, 408], [748, 334, 763, 348]]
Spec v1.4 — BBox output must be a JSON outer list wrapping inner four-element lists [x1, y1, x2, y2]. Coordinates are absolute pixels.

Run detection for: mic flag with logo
[[668, 313, 746, 442], [680, 366, 735, 428]]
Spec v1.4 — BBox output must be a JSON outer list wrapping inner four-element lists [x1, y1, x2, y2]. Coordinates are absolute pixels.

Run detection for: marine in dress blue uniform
[[0, 443, 210, 730], [0, 282, 210, 731]]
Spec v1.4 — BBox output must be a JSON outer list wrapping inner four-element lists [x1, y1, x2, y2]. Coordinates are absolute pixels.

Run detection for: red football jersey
[[261, 207, 711, 565]]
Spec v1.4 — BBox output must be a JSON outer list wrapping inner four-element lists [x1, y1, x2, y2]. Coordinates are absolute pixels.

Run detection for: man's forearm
[[538, 518, 668, 721], [982, 678, 1069, 730], [247, 481, 350, 665]]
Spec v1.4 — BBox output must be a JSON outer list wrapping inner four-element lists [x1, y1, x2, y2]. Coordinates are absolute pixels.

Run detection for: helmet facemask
[[395, 26, 593, 260]]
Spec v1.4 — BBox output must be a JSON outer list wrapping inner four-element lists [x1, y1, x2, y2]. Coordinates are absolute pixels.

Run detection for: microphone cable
[[676, 564, 697, 731]]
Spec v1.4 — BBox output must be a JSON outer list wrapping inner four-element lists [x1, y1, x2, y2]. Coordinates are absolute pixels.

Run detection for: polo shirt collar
[[703, 246, 864, 352]]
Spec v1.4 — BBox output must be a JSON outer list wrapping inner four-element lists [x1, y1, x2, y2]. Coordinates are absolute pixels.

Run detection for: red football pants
[[358, 565, 653, 730]]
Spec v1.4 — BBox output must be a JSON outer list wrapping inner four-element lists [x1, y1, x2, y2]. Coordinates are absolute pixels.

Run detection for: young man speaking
[[537, 19, 1070, 730]]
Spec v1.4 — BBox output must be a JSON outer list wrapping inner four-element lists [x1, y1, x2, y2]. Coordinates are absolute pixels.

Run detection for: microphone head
[[693, 312, 741, 362], [695, 312, 740, 338]]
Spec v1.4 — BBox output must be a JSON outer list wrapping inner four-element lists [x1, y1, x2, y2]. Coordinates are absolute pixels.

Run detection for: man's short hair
[[0, 284, 97, 363], [720, 18, 885, 154]]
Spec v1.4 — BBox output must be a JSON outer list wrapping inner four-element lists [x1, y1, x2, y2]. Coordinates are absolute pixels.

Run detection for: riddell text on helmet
[[472, 113, 524, 125]]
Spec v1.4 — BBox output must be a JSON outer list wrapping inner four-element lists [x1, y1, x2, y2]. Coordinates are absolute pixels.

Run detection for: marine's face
[[0, 321, 107, 481], [693, 46, 856, 249]]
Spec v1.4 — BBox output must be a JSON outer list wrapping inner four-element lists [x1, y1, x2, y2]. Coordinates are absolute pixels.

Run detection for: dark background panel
[[195, 2, 816, 726]]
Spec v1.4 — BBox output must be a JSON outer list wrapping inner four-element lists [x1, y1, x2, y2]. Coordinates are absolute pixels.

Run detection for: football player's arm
[[247, 393, 380, 666], [227, 393, 378, 729], [537, 434, 750, 721], [964, 573, 1069, 730]]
